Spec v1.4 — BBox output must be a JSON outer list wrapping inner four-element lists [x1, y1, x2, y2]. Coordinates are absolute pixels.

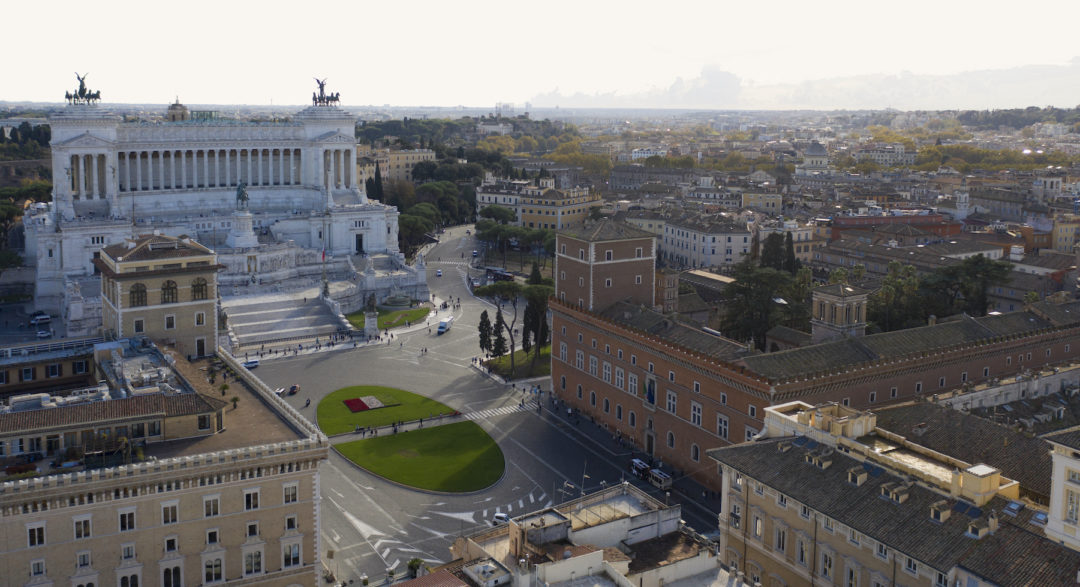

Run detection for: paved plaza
[[254, 226, 724, 583]]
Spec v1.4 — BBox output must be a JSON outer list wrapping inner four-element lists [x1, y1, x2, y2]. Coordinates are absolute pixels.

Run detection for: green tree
[[721, 261, 794, 351], [868, 261, 922, 332], [1024, 291, 1041, 304], [783, 232, 798, 274], [476, 281, 524, 376], [759, 233, 785, 271], [527, 262, 543, 285], [479, 205, 517, 224], [924, 254, 1013, 316], [491, 309, 509, 357], [478, 310, 492, 354], [373, 162, 384, 200], [0, 250, 22, 280], [522, 284, 553, 367], [828, 268, 848, 284]]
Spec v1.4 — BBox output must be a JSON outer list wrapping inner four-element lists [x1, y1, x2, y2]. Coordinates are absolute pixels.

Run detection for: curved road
[[257, 226, 713, 582]]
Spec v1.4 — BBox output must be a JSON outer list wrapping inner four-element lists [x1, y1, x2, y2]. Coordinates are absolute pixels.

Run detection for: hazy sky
[[8, 0, 1080, 109]]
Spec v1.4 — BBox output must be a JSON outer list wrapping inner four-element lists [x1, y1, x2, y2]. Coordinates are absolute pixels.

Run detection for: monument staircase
[[223, 294, 345, 349]]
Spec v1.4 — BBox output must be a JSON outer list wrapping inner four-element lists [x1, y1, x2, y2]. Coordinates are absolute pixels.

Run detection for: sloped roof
[[560, 219, 654, 242], [598, 302, 748, 362], [707, 438, 1057, 574], [956, 520, 1080, 586], [873, 402, 1051, 499], [102, 233, 213, 262], [741, 303, 1078, 382], [0, 393, 226, 435]]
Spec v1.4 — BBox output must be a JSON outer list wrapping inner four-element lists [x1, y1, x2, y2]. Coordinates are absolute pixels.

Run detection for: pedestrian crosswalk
[[463, 404, 531, 420]]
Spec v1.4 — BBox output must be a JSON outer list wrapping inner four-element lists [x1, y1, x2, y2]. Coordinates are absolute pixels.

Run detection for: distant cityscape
[[0, 84, 1078, 587]]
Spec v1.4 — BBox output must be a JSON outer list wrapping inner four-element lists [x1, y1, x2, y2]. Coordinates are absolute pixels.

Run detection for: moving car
[[242, 359, 260, 369], [274, 387, 286, 396], [436, 269, 442, 277], [36, 330, 51, 339], [437, 316, 454, 334], [472, 250, 478, 257], [491, 513, 510, 526], [288, 384, 301, 395]]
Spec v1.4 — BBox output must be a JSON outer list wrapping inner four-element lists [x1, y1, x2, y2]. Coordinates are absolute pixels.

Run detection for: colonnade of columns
[[116, 148, 303, 193], [322, 148, 354, 190], [69, 153, 108, 200]]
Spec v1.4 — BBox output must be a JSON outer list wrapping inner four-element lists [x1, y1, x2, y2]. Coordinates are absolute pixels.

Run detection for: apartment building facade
[[97, 234, 222, 359], [661, 217, 751, 269]]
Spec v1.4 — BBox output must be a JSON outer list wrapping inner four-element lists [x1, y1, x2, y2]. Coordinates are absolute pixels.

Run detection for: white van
[[437, 316, 454, 334]]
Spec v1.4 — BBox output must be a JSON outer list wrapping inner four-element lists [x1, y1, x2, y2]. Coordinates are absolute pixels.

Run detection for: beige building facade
[[96, 234, 222, 358], [0, 347, 328, 587]]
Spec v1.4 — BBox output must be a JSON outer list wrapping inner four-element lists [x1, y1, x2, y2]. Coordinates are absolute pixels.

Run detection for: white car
[[36, 330, 51, 339], [274, 388, 286, 396], [491, 513, 510, 525]]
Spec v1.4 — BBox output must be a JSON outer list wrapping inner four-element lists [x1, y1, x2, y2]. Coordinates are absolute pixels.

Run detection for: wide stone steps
[[224, 295, 345, 347]]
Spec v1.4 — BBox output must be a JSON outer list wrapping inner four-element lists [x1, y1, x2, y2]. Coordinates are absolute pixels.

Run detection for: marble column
[[257, 149, 264, 186], [269, 149, 275, 186], [180, 151, 187, 189], [225, 150, 231, 187], [287, 149, 294, 185], [135, 152, 142, 193], [93, 154, 102, 197], [126, 153, 134, 192]]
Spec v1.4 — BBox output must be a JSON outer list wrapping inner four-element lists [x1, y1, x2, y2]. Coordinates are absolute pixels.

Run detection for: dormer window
[[930, 500, 951, 523], [847, 467, 867, 486]]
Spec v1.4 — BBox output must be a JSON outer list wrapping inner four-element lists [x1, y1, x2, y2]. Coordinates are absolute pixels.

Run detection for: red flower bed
[[343, 398, 369, 412]]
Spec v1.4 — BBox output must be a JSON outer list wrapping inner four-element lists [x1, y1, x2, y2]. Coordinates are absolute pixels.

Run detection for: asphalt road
[[257, 226, 715, 582]]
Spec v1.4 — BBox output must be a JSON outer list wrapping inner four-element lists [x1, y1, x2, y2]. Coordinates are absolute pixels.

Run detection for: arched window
[[691, 444, 700, 462], [629, 411, 636, 427], [667, 431, 675, 448], [161, 280, 178, 304], [129, 283, 147, 307], [191, 278, 208, 300], [589, 391, 596, 407]]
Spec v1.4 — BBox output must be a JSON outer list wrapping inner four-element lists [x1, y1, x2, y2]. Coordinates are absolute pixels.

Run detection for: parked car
[[436, 269, 442, 277], [36, 330, 51, 339], [491, 513, 510, 526], [274, 388, 286, 396], [472, 250, 478, 257], [242, 359, 259, 369], [471, 278, 482, 287]]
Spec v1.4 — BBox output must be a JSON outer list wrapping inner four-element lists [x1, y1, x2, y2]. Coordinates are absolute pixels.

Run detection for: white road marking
[[431, 510, 483, 523]]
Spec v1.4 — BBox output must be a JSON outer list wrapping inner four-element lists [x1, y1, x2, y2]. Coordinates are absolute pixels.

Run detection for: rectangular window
[[748, 404, 756, 418], [717, 415, 729, 439], [244, 550, 263, 575], [877, 542, 888, 559], [245, 489, 260, 511], [165, 537, 177, 552], [119, 510, 135, 532], [627, 373, 638, 396], [162, 503, 178, 525], [247, 521, 259, 537], [284, 483, 298, 504], [195, 312, 205, 326], [204, 496, 219, 517], [73, 360, 88, 374], [21, 367, 34, 382], [134, 319, 144, 333], [46, 364, 61, 378], [615, 368, 624, 389], [207, 529, 219, 545], [286, 515, 298, 531], [74, 517, 91, 539], [801, 505, 810, 520], [905, 557, 918, 575], [602, 362, 612, 383], [691, 402, 702, 426], [775, 527, 786, 552], [198, 414, 211, 430], [165, 315, 175, 330], [30, 560, 45, 577], [122, 543, 135, 560], [666, 391, 677, 413], [28, 524, 45, 547], [822, 552, 833, 579], [284, 543, 301, 567], [77, 551, 91, 568], [589, 356, 598, 376], [575, 351, 584, 370]]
